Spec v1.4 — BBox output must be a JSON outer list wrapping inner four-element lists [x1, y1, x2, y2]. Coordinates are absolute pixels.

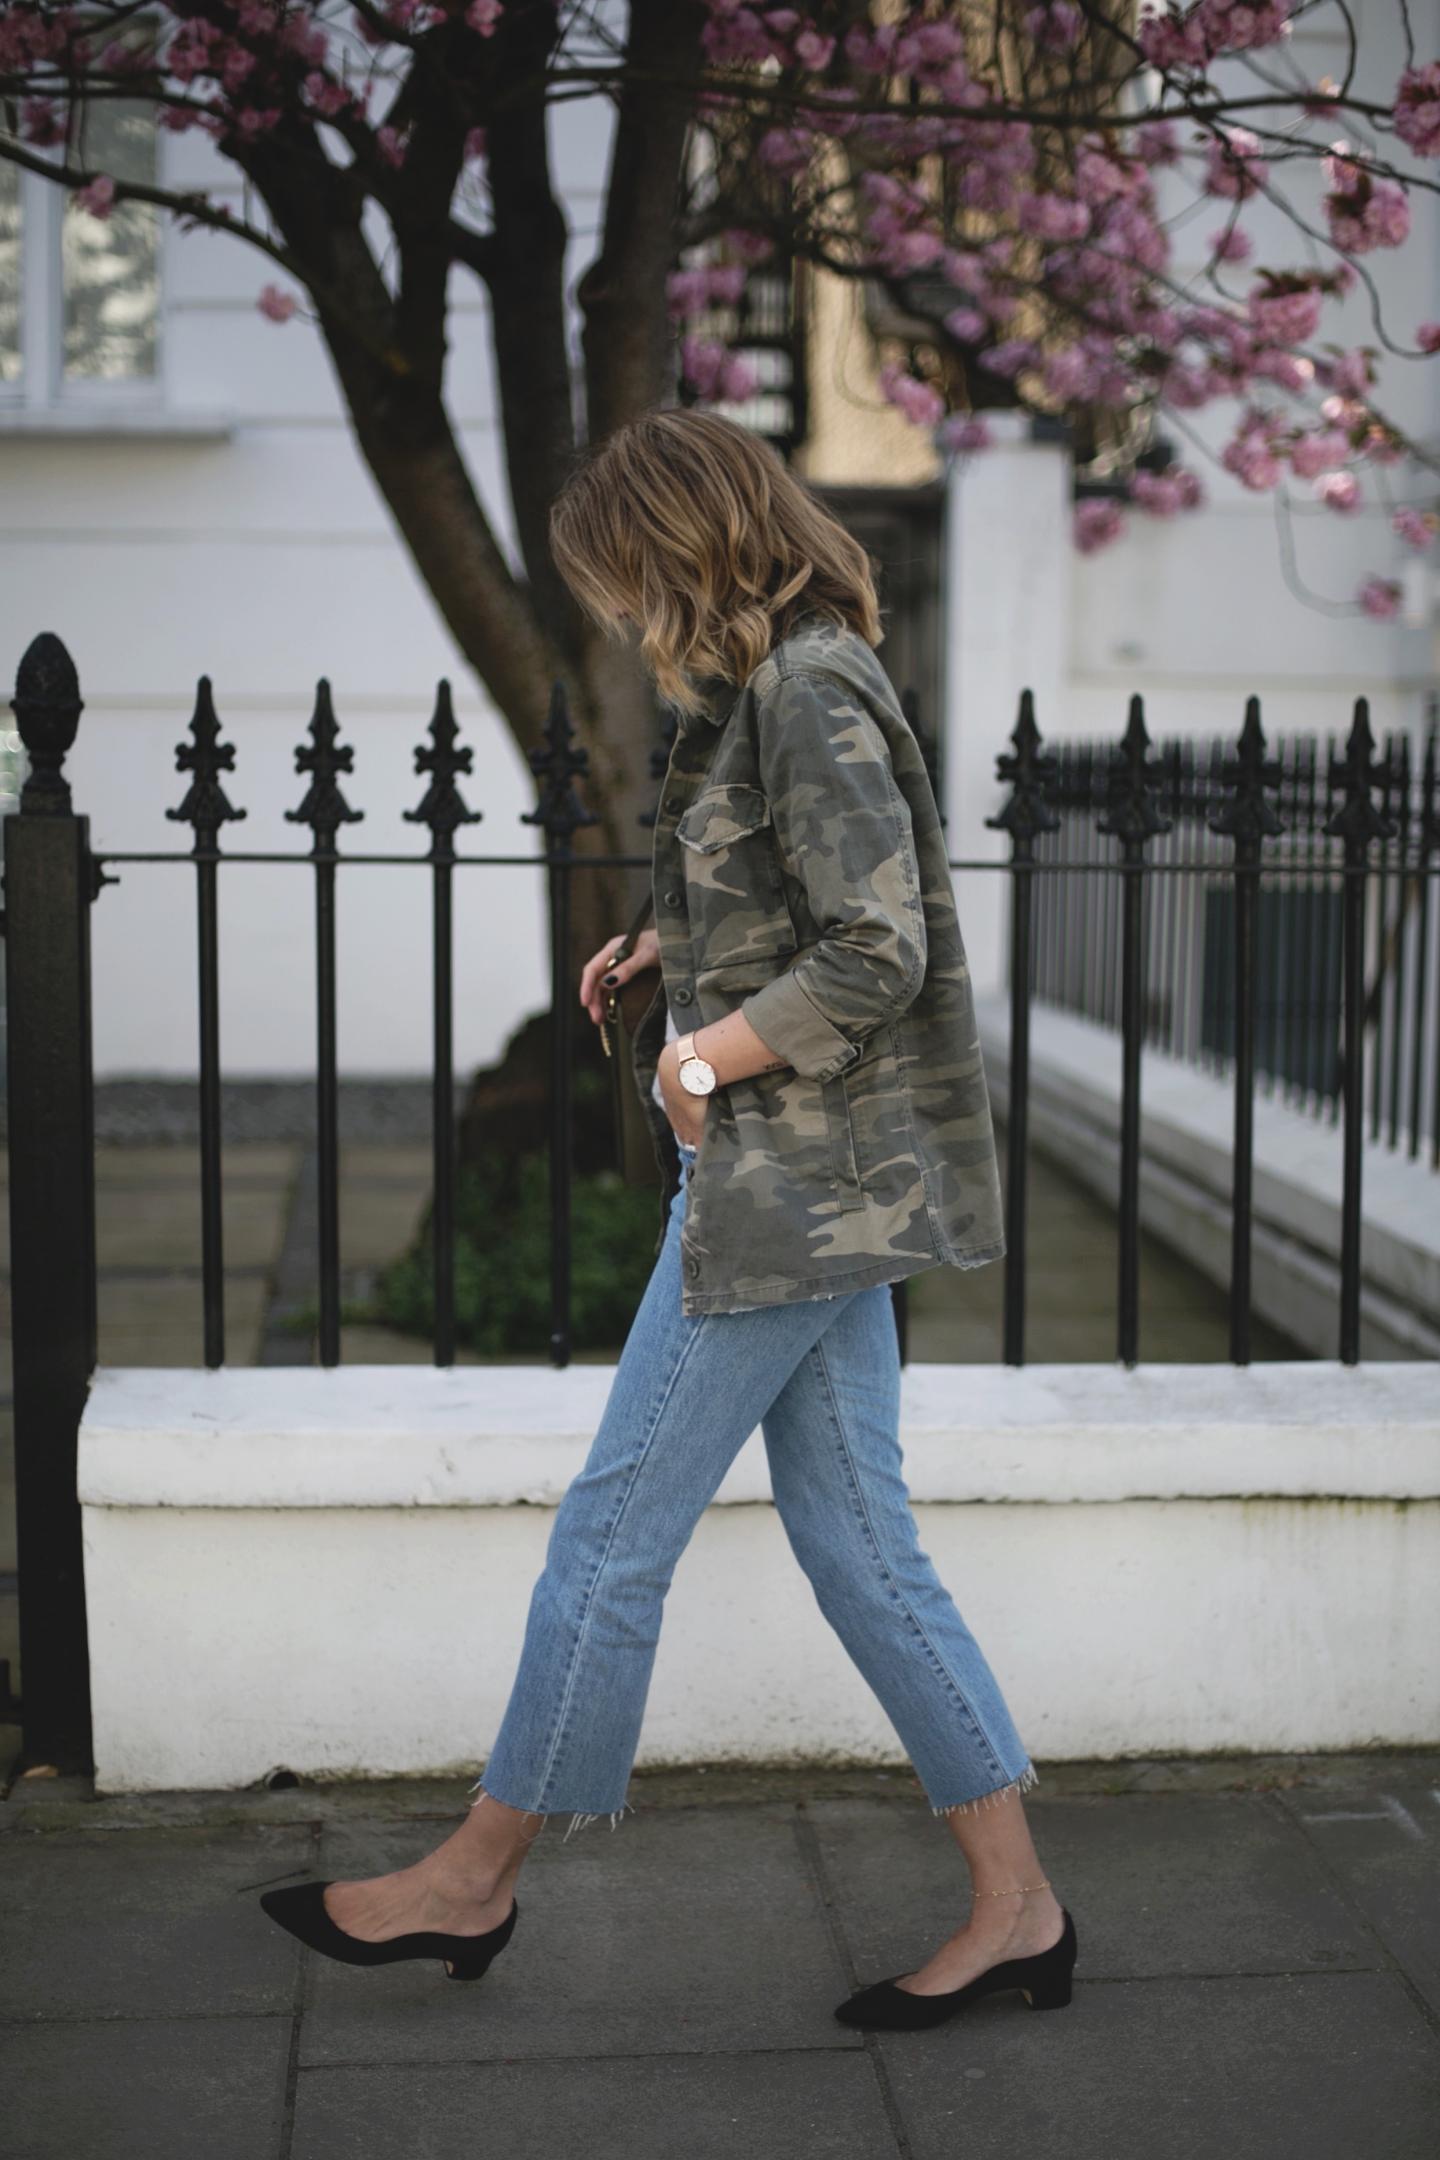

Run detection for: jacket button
[[664, 888, 682, 907], [686, 1256, 700, 1278], [666, 794, 684, 813], [673, 986, 693, 1005]]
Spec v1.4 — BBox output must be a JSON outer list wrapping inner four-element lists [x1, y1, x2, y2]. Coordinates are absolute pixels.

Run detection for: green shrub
[[377, 1148, 662, 1356]]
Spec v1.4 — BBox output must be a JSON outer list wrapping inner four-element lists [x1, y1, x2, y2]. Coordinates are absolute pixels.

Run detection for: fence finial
[[1209, 696, 1283, 847], [167, 677, 248, 854], [405, 681, 483, 862], [285, 680, 364, 856], [522, 680, 599, 850], [11, 632, 83, 816], [1324, 698, 1397, 849], [987, 689, 1059, 849], [1098, 694, 1172, 848]]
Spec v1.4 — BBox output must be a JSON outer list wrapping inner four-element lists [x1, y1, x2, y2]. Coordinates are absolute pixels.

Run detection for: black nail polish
[[602, 972, 618, 986]]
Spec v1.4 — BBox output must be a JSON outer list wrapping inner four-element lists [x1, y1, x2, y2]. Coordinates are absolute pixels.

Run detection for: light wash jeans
[[470, 1141, 1035, 1841]]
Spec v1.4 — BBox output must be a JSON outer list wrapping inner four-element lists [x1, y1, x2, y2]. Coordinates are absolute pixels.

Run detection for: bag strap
[[611, 885, 656, 963]]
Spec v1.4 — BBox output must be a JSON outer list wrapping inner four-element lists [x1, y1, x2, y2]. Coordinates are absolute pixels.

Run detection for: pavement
[[2, 1750, 1438, 2160]]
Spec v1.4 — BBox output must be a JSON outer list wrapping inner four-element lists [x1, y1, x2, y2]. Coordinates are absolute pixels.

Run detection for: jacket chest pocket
[[676, 783, 796, 967]]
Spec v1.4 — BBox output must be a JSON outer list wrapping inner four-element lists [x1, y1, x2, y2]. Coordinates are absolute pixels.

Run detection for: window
[[1, 89, 162, 412]]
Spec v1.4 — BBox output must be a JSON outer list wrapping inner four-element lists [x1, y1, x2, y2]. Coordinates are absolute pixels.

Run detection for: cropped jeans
[[470, 1141, 1035, 1841]]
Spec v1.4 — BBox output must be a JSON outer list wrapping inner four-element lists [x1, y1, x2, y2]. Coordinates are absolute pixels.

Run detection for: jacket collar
[[672, 611, 833, 735]]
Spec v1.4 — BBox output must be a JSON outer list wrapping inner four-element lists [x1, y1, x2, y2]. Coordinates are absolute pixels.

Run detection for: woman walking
[[261, 409, 1076, 2029]]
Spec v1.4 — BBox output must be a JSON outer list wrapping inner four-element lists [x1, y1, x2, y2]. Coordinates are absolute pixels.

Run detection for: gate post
[[4, 633, 98, 1771]]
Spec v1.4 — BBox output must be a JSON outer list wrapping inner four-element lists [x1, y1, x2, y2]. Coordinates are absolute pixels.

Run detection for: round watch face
[[679, 1058, 717, 1096]]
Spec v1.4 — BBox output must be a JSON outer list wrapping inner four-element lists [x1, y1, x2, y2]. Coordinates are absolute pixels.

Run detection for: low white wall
[[78, 1362, 1440, 1794]]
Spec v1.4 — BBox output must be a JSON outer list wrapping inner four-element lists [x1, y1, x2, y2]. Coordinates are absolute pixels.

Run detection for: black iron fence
[[4, 631, 1435, 1765], [1031, 711, 1440, 1166]]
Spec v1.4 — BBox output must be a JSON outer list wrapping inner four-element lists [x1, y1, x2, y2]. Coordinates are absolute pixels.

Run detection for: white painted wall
[[78, 1361, 1440, 1793], [5, 11, 1439, 1069], [0, 93, 617, 1078]]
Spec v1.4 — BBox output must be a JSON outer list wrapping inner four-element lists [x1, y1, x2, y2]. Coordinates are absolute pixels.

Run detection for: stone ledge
[[77, 1359, 1440, 1510]]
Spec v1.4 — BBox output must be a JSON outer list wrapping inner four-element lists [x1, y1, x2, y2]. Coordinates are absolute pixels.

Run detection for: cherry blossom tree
[[4, 0, 1439, 858]]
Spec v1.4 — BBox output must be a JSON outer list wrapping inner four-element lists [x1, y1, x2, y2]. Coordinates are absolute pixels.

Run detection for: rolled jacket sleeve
[[739, 667, 927, 1084]]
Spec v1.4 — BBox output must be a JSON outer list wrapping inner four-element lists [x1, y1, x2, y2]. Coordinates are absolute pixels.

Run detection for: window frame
[[1, 143, 169, 419]]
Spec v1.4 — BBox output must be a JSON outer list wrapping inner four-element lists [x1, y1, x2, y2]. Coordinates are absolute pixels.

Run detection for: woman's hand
[[578, 925, 661, 1026], [656, 1039, 711, 1149]]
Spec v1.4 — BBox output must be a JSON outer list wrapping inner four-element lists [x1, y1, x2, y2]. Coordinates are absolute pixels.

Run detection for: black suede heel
[[259, 1880, 519, 1982], [834, 1907, 1077, 2031]]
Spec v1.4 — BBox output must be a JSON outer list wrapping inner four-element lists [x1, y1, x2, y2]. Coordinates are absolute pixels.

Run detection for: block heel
[[1021, 1974, 1073, 2010]]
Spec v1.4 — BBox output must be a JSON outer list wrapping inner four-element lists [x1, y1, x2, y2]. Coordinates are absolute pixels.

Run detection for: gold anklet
[[972, 1878, 1051, 1896]]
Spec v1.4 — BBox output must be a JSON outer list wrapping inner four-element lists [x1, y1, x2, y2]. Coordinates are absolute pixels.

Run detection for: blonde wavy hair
[[548, 408, 882, 714]]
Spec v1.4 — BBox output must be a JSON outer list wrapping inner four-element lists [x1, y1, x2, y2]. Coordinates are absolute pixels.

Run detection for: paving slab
[[876, 1971, 1440, 2160], [290, 2050, 893, 2160], [1281, 1778, 1440, 2014], [301, 1803, 860, 2066], [95, 1182, 290, 1272], [0, 1825, 311, 2022], [0, 2014, 291, 2160], [96, 1274, 269, 1367], [805, 1793, 1375, 1982]]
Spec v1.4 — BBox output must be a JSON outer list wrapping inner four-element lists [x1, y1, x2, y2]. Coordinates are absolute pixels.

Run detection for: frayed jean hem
[[466, 1777, 637, 1845], [928, 1760, 1039, 1818]]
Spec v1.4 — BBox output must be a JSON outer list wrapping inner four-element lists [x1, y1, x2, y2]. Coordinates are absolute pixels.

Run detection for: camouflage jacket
[[631, 612, 1006, 1316]]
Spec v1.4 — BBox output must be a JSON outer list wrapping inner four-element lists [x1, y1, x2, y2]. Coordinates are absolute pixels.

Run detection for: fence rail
[[4, 630, 1436, 1766]]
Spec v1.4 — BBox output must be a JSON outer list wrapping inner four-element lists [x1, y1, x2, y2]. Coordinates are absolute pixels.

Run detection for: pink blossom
[[304, 73, 351, 119], [75, 174, 116, 221], [794, 28, 835, 68], [1358, 577, 1402, 620], [983, 338, 1039, 378], [1394, 63, 1440, 158], [681, 336, 758, 404], [943, 306, 989, 344], [257, 284, 298, 324], [723, 228, 775, 266], [1247, 282, 1322, 345], [843, 22, 899, 73], [1075, 500, 1127, 553], [1075, 146, 1133, 206], [1131, 467, 1204, 516], [1418, 322, 1440, 354], [757, 127, 813, 176], [1196, 0, 1294, 55], [1018, 192, 1091, 242], [1044, 346, 1100, 399], [1205, 127, 1269, 201], [376, 125, 408, 170], [466, 0, 504, 31], [1252, 348, 1312, 392], [1139, 10, 1210, 70], [21, 97, 66, 145], [465, 128, 488, 163], [1393, 507, 1438, 550], [1324, 151, 1411, 254], [879, 363, 946, 428], [1222, 413, 1285, 492], [1288, 429, 1350, 479], [939, 415, 993, 454], [1316, 471, 1361, 513], [1135, 120, 1182, 168], [1209, 225, 1252, 263], [1022, 4, 1083, 50]]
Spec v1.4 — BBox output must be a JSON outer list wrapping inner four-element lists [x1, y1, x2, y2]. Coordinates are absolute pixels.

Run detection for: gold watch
[[675, 1031, 718, 1096]]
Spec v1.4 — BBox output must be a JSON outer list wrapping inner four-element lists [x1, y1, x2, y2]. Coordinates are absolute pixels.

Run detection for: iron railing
[[1031, 711, 1440, 1167], [3, 631, 1432, 1765]]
